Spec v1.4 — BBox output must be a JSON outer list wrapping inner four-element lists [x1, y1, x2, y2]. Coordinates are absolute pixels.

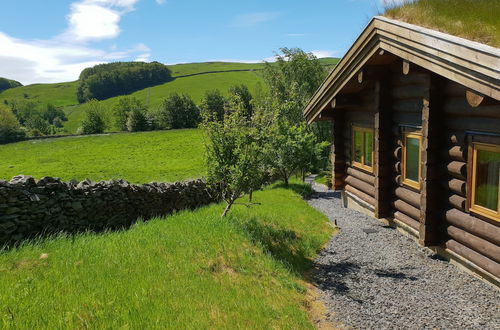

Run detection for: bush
[[127, 108, 148, 132], [0, 104, 25, 143], [113, 97, 147, 131], [156, 93, 200, 129], [200, 89, 225, 122], [80, 100, 108, 134]]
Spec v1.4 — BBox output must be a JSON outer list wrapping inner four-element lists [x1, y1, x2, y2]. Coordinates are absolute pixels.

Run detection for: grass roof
[[383, 0, 500, 47]]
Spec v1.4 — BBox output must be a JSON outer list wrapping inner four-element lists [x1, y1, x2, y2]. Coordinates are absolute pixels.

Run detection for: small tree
[[0, 104, 25, 143], [200, 89, 225, 122], [126, 108, 148, 132], [157, 93, 200, 129], [113, 97, 146, 131], [80, 100, 108, 134], [203, 104, 264, 217], [228, 84, 253, 119]]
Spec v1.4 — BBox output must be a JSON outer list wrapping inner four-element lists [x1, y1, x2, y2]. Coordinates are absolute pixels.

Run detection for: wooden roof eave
[[304, 16, 500, 124]]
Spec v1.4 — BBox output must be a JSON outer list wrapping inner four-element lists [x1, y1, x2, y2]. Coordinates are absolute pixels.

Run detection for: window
[[402, 132, 422, 190], [470, 143, 500, 222], [352, 126, 374, 172]]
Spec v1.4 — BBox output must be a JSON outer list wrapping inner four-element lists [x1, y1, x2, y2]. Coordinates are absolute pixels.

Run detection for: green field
[[0, 182, 333, 328], [0, 81, 79, 108], [0, 129, 205, 183], [384, 0, 500, 47]]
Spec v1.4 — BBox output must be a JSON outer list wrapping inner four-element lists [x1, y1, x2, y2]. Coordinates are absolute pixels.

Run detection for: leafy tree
[[228, 84, 253, 119], [0, 104, 25, 143], [263, 121, 329, 186], [8, 100, 38, 125], [79, 100, 108, 134], [41, 104, 67, 125], [113, 97, 147, 131], [26, 115, 52, 136], [77, 61, 172, 103], [200, 89, 225, 122], [156, 93, 200, 129], [127, 108, 148, 132], [203, 105, 264, 217], [52, 117, 64, 128]]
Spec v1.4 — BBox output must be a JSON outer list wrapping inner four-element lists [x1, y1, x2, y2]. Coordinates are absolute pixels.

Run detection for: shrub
[[113, 97, 147, 131], [127, 108, 148, 132], [80, 100, 108, 134], [200, 89, 225, 122], [0, 104, 25, 143], [156, 93, 200, 129]]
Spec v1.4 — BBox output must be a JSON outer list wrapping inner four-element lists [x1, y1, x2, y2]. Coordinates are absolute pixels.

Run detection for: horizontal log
[[446, 208, 500, 246], [394, 211, 420, 231], [394, 161, 401, 174], [395, 187, 421, 208], [391, 85, 429, 100], [346, 167, 375, 185], [392, 99, 424, 113], [447, 161, 467, 179], [448, 145, 466, 162], [392, 72, 430, 87], [393, 112, 422, 126], [443, 81, 466, 96], [345, 175, 375, 197], [393, 199, 420, 221], [447, 178, 466, 196], [394, 175, 402, 185], [447, 225, 500, 264], [345, 184, 375, 206], [445, 117, 500, 132], [443, 97, 500, 118], [449, 194, 466, 211], [446, 239, 500, 277]]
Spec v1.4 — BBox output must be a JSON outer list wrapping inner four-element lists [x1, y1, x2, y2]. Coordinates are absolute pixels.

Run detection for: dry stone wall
[[0, 175, 218, 245]]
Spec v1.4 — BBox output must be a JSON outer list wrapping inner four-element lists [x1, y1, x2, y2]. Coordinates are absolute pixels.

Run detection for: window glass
[[354, 130, 363, 163], [474, 149, 500, 211], [364, 131, 373, 166], [405, 136, 420, 182]]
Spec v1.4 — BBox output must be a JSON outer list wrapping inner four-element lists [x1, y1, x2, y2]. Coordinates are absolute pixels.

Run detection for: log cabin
[[304, 16, 500, 286]]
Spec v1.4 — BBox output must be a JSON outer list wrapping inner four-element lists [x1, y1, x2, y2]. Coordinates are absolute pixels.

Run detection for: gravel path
[[305, 177, 499, 330]]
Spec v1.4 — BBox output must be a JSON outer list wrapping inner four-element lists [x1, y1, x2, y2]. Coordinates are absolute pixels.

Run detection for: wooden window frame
[[402, 132, 422, 190], [469, 142, 500, 222], [351, 125, 374, 173]]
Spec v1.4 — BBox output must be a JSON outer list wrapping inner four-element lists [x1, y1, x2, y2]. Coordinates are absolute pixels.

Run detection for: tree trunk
[[284, 176, 289, 186], [248, 190, 253, 202], [222, 201, 233, 217]]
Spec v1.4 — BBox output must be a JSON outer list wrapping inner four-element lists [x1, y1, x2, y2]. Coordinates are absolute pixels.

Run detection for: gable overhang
[[304, 16, 500, 124]]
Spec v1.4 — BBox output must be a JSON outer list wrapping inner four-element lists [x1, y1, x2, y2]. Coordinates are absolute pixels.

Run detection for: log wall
[[441, 80, 500, 277]]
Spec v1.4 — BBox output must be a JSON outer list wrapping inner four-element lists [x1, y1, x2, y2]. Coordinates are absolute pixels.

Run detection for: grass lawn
[[0, 129, 205, 183], [0, 183, 334, 328], [384, 0, 500, 47]]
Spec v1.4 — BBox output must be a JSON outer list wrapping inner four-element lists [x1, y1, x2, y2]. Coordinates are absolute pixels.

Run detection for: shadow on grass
[[272, 182, 315, 198], [234, 216, 314, 274]]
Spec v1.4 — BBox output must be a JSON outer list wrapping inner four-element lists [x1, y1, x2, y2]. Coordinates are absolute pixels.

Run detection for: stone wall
[[0, 175, 218, 245]]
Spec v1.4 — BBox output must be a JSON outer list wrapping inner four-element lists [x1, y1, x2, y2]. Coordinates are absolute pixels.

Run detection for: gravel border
[[306, 177, 499, 330]]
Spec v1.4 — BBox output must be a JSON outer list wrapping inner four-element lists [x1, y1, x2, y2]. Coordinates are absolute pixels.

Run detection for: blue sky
[[0, 0, 400, 84]]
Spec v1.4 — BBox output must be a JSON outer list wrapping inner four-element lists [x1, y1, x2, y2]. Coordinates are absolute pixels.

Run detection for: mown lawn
[[0, 129, 205, 183], [0, 183, 333, 328]]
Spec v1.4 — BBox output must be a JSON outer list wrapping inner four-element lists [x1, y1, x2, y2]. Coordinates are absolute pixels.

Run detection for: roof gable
[[304, 16, 500, 123]]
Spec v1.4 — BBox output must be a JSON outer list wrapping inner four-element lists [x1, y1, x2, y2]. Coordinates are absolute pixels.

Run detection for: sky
[[0, 0, 403, 85]]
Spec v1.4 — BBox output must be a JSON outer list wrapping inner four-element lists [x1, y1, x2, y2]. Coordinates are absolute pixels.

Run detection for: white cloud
[[310, 50, 335, 58], [232, 12, 281, 27], [0, 0, 154, 84], [135, 53, 151, 62]]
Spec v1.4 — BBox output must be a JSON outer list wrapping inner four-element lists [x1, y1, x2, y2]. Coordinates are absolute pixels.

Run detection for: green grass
[[0, 81, 79, 108], [384, 0, 500, 47], [0, 129, 205, 183], [0, 183, 333, 328]]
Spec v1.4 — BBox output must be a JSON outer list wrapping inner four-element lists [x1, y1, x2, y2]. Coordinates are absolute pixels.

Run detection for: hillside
[[0, 77, 22, 93], [384, 0, 500, 47]]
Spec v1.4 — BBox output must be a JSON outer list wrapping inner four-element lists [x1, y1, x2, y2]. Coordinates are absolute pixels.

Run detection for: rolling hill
[[0, 58, 340, 134]]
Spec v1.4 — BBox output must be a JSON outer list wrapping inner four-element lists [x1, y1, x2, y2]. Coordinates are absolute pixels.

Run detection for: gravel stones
[[306, 178, 499, 330]]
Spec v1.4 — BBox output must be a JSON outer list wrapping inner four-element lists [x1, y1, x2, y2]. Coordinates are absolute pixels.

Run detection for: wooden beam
[[466, 89, 485, 107], [402, 60, 410, 75]]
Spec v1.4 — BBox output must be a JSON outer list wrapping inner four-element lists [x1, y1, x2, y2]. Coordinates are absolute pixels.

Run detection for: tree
[[156, 93, 200, 129], [79, 100, 108, 134], [127, 108, 148, 132], [203, 104, 265, 217], [0, 104, 25, 143], [41, 104, 67, 125], [228, 84, 253, 119], [200, 89, 225, 122], [113, 97, 147, 131], [26, 115, 51, 136]]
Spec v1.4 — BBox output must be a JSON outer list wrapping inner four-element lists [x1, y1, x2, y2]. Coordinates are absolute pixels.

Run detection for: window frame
[[351, 125, 374, 173], [402, 132, 422, 190], [469, 142, 500, 222]]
